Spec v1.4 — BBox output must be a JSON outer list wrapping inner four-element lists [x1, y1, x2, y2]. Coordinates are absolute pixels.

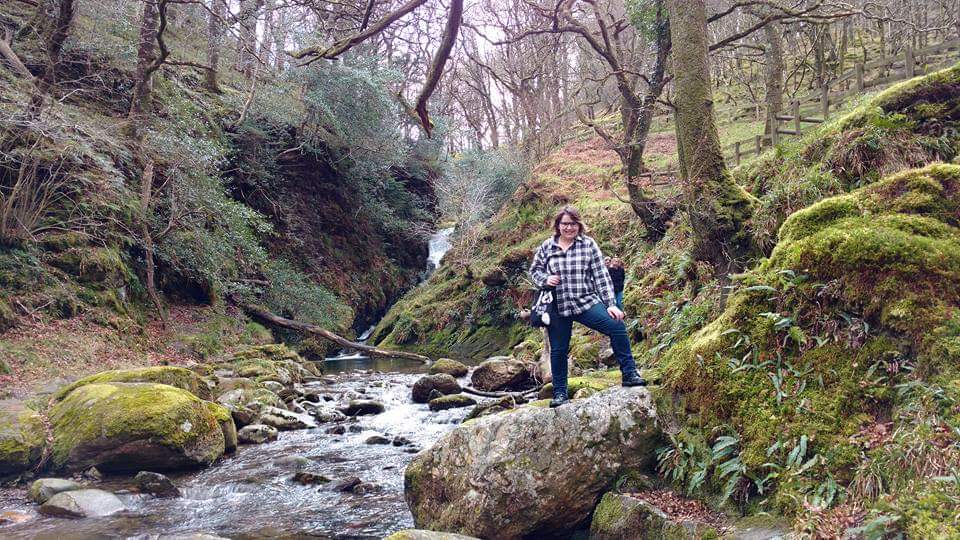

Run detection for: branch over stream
[[241, 304, 432, 364]]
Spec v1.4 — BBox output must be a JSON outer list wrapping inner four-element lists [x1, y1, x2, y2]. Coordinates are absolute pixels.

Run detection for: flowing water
[[0, 369, 471, 539]]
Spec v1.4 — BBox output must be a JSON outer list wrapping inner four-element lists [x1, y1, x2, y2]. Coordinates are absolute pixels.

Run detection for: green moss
[[49, 382, 225, 471], [54, 366, 208, 401], [591, 492, 626, 533], [0, 404, 46, 476], [540, 370, 622, 397]]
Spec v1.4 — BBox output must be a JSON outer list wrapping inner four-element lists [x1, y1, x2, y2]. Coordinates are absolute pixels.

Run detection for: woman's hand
[[607, 306, 625, 321], [546, 275, 561, 287]]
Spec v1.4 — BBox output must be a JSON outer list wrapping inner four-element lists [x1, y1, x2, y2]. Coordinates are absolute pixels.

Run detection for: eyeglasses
[[559, 222, 579, 228]]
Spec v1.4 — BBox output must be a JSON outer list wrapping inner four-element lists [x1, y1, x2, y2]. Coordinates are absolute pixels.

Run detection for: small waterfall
[[326, 226, 455, 363], [426, 226, 455, 274]]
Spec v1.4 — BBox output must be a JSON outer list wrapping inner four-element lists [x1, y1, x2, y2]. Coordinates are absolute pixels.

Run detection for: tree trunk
[[38, 0, 75, 92], [204, 0, 223, 92], [242, 304, 432, 363], [236, 0, 264, 78], [666, 0, 754, 274], [129, 0, 159, 122], [273, 2, 287, 71], [763, 22, 784, 136], [139, 160, 166, 322]]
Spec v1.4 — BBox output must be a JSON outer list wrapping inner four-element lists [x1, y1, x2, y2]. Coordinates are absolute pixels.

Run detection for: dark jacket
[[608, 266, 625, 293]]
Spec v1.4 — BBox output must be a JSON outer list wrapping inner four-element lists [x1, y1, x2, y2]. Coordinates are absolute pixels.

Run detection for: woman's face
[[558, 215, 580, 241]]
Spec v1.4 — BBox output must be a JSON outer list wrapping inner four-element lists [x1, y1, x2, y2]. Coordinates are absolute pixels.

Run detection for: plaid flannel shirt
[[529, 234, 616, 317]]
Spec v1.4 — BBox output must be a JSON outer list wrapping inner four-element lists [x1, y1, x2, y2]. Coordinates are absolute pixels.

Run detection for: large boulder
[[54, 366, 209, 401], [405, 388, 662, 539], [50, 383, 227, 472], [428, 358, 469, 378], [412, 374, 462, 403], [238, 424, 278, 444], [39, 489, 125, 518], [0, 400, 46, 477], [470, 356, 532, 391]]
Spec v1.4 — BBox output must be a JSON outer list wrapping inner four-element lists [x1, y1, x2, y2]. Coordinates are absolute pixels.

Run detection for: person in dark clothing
[[528, 206, 646, 408], [606, 257, 626, 309]]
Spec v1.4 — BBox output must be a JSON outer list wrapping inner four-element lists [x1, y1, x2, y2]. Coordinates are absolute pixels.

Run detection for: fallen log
[[242, 303, 432, 363]]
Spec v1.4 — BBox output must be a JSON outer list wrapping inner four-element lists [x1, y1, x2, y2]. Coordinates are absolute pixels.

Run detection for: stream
[[0, 226, 463, 539], [0, 370, 470, 539]]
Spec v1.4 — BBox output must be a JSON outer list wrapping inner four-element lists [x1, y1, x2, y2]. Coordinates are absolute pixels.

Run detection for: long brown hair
[[553, 205, 587, 237]]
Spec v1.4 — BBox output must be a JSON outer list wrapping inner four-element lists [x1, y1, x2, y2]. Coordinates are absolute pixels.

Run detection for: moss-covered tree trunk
[[763, 22, 784, 136], [666, 0, 754, 274]]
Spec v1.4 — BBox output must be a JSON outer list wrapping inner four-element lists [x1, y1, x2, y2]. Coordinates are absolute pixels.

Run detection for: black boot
[[549, 388, 569, 408], [622, 372, 647, 387]]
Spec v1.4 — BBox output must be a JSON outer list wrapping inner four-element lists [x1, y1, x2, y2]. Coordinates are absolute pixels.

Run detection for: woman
[[529, 205, 646, 408]]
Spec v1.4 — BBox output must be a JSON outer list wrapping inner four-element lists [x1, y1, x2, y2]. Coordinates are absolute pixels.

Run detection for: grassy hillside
[[0, 1, 435, 395]]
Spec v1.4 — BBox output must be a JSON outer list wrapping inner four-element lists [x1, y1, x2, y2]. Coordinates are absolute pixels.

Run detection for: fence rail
[[724, 39, 960, 165]]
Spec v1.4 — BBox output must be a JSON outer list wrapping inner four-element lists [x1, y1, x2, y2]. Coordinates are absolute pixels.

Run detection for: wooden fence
[[726, 38, 960, 165]]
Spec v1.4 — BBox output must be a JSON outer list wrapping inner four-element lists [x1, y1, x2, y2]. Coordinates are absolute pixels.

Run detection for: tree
[[666, 0, 754, 274], [204, 0, 225, 92]]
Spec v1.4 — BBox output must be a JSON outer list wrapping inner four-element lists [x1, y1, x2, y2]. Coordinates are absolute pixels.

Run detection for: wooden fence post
[[755, 134, 762, 155], [770, 114, 779, 146], [793, 100, 801, 135], [820, 85, 829, 119], [735, 141, 741, 165], [905, 46, 915, 78], [855, 63, 864, 91]]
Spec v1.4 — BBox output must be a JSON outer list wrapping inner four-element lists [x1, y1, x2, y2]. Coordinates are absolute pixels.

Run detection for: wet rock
[[302, 402, 347, 423], [589, 492, 721, 539], [405, 388, 661, 539], [343, 400, 385, 416], [83, 467, 103, 481], [135, 471, 181, 498], [39, 489, 126, 518], [428, 358, 470, 378], [212, 377, 256, 398], [29, 478, 84, 504], [470, 356, 533, 391], [273, 455, 311, 470], [261, 381, 285, 395], [331, 476, 362, 492], [404, 447, 421, 454], [392, 436, 413, 446], [463, 396, 519, 420], [385, 530, 481, 540], [411, 374, 462, 403], [49, 383, 227, 472], [353, 482, 381, 494], [238, 424, 278, 444], [257, 406, 316, 431], [428, 394, 477, 412], [365, 435, 391, 445], [348, 425, 363, 433], [0, 399, 46, 477], [325, 425, 346, 435], [292, 471, 331, 485], [287, 402, 308, 415]]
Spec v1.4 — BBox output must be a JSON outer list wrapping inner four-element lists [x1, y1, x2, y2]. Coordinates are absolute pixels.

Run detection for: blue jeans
[[547, 302, 638, 394], [615, 291, 624, 310]]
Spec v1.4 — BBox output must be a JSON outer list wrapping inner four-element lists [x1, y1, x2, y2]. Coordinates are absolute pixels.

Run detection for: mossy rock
[[385, 530, 481, 540], [47, 247, 126, 287], [538, 370, 622, 399], [590, 492, 720, 540], [428, 394, 476, 411], [0, 400, 46, 477], [428, 358, 469, 377], [54, 366, 209, 401], [232, 343, 306, 364], [49, 383, 227, 472]]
